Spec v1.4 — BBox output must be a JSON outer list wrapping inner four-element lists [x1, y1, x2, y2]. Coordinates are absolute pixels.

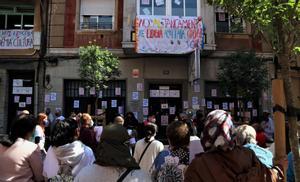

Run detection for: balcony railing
[[80, 22, 112, 30]]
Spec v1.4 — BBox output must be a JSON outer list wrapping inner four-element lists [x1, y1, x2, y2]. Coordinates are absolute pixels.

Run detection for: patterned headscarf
[[201, 110, 235, 151]]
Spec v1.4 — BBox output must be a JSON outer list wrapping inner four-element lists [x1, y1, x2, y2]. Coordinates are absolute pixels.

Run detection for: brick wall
[[63, 0, 76, 47]]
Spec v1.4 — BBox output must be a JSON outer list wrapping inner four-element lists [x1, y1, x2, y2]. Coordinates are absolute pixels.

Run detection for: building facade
[[2, 0, 295, 134], [0, 0, 45, 133]]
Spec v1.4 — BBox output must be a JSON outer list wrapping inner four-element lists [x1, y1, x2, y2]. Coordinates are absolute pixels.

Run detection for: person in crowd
[[252, 123, 267, 148], [152, 121, 190, 181], [287, 136, 300, 182], [45, 108, 54, 126], [261, 111, 275, 142], [134, 123, 164, 173], [124, 112, 139, 129], [186, 121, 204, 163], [144, 113, 157, 126], [185, 110, 283, 182], [193, 110, 205, 137], [0, 114, 44, 182], [78, 113, 97, 152], [50, 108, 65, 133], [114, 115, 137, 155], [74, 124, 151, 182], [34, 113, 48, 158], [94, 117, 104, 143], [235, 124, 273, 168], [43, 118, 95, 180], [114, 115, 125, 125]]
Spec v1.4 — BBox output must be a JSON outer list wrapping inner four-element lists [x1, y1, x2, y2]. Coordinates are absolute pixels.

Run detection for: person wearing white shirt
[[134, 123, 164, 174]]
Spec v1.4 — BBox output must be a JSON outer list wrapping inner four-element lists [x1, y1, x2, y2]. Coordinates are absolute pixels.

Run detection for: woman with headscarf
[[0, 114, 44, 182], [74, 124, 151, 182], [235, 124, 274, 168], [184, 110, 284, 182], [134, 123, 164, 174], [43, 118, 95, 180]]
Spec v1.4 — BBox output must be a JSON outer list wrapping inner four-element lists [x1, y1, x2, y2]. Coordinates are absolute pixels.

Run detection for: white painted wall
[[80, 0, 115, 16]]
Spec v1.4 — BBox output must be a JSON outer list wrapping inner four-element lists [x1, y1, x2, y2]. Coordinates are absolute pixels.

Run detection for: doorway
[[7, 70, 35, 132], [148, 84, 182, 143]]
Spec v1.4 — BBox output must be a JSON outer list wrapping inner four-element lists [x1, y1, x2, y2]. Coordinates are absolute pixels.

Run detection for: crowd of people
[[0, 108, 297, 182]]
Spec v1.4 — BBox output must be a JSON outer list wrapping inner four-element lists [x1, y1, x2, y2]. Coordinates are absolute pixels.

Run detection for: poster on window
[[79, 87, 84, 96], [14, 96, 20, 103], [155, 0, 164, 6], [73, 100, 80, 108], [111, 100, 117, 108], [90, 87, 95, 95], [135, 16, 204, 54], [161, 115, 169, 126], [218, 13, 226, 22], [0, 30, 33, 49], [141, 0, 150, 5]]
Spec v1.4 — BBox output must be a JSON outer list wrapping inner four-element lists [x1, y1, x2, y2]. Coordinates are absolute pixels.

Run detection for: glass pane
[[216, 13, 229, 32], [140, 0, 152, 15], [98, 16, 112, 29], [230, 15, 244, 33], [89, 16, 98, 29], [185, 0, 197, 16], [23, 15, 34, 29], [7, 15, 21, 29], [0, 15, 5, 29], [154, 0, 166, 15], [172, 0, 183, 17]]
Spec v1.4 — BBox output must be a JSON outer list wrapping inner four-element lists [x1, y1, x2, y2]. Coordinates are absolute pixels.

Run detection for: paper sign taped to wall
[[143, 107, 149, 116], [73, 100, 80, 108], [118, 106, 124, 114], [45, 94, 50, 103], [101, 101, 107, 109], [26, 97, 32, 105], [194, 84, 200, 93], [50, 92, 57, 101], [19, 102, 26, 108], [115, 87, 121, 96], [169, 107, 175, 115], [222, 102, 228, 110], [111, 100, 117, 108], [13, 79, 23, 87], [132, 92, 139, 101], [183, 101, 189, 109], [207, 101, 213, 109], [14, 96, 20, 103], [79, 87, 84, 96], [161, 115, 169, 126], [143, 99, 149, 107], [137, 83, 144, 91], [90, 87, 95, 95]]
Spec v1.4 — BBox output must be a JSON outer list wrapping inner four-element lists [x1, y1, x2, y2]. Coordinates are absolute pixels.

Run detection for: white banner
[[0, 30, 33, 49], [135, 15, 203, 54]]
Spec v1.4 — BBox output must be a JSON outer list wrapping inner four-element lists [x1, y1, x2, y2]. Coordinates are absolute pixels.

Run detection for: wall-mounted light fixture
[[131, 31, 136, 42]]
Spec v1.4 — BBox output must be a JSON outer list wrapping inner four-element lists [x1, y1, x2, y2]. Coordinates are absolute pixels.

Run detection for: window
[[138, 0, 199, 16], [80, 0, 115, 30], [0, 5, 34, 30], [216, 12, 245, 33]]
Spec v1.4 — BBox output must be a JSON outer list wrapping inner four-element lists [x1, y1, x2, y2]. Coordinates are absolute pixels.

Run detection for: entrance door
[[7, 70, 35, 132], [148, 84, 182, 143]]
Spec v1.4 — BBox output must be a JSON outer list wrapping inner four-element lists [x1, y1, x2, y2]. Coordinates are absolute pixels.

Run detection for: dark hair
[[144, 123, 157, 142], [0, 114, 36, 147], [50, 118, 78, 147], [166, 121, 190, 149]]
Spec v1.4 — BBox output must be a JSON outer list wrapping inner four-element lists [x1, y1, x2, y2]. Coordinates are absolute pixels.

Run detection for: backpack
[[153, 152, 188, 182], [47, 163, 74, 182]]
